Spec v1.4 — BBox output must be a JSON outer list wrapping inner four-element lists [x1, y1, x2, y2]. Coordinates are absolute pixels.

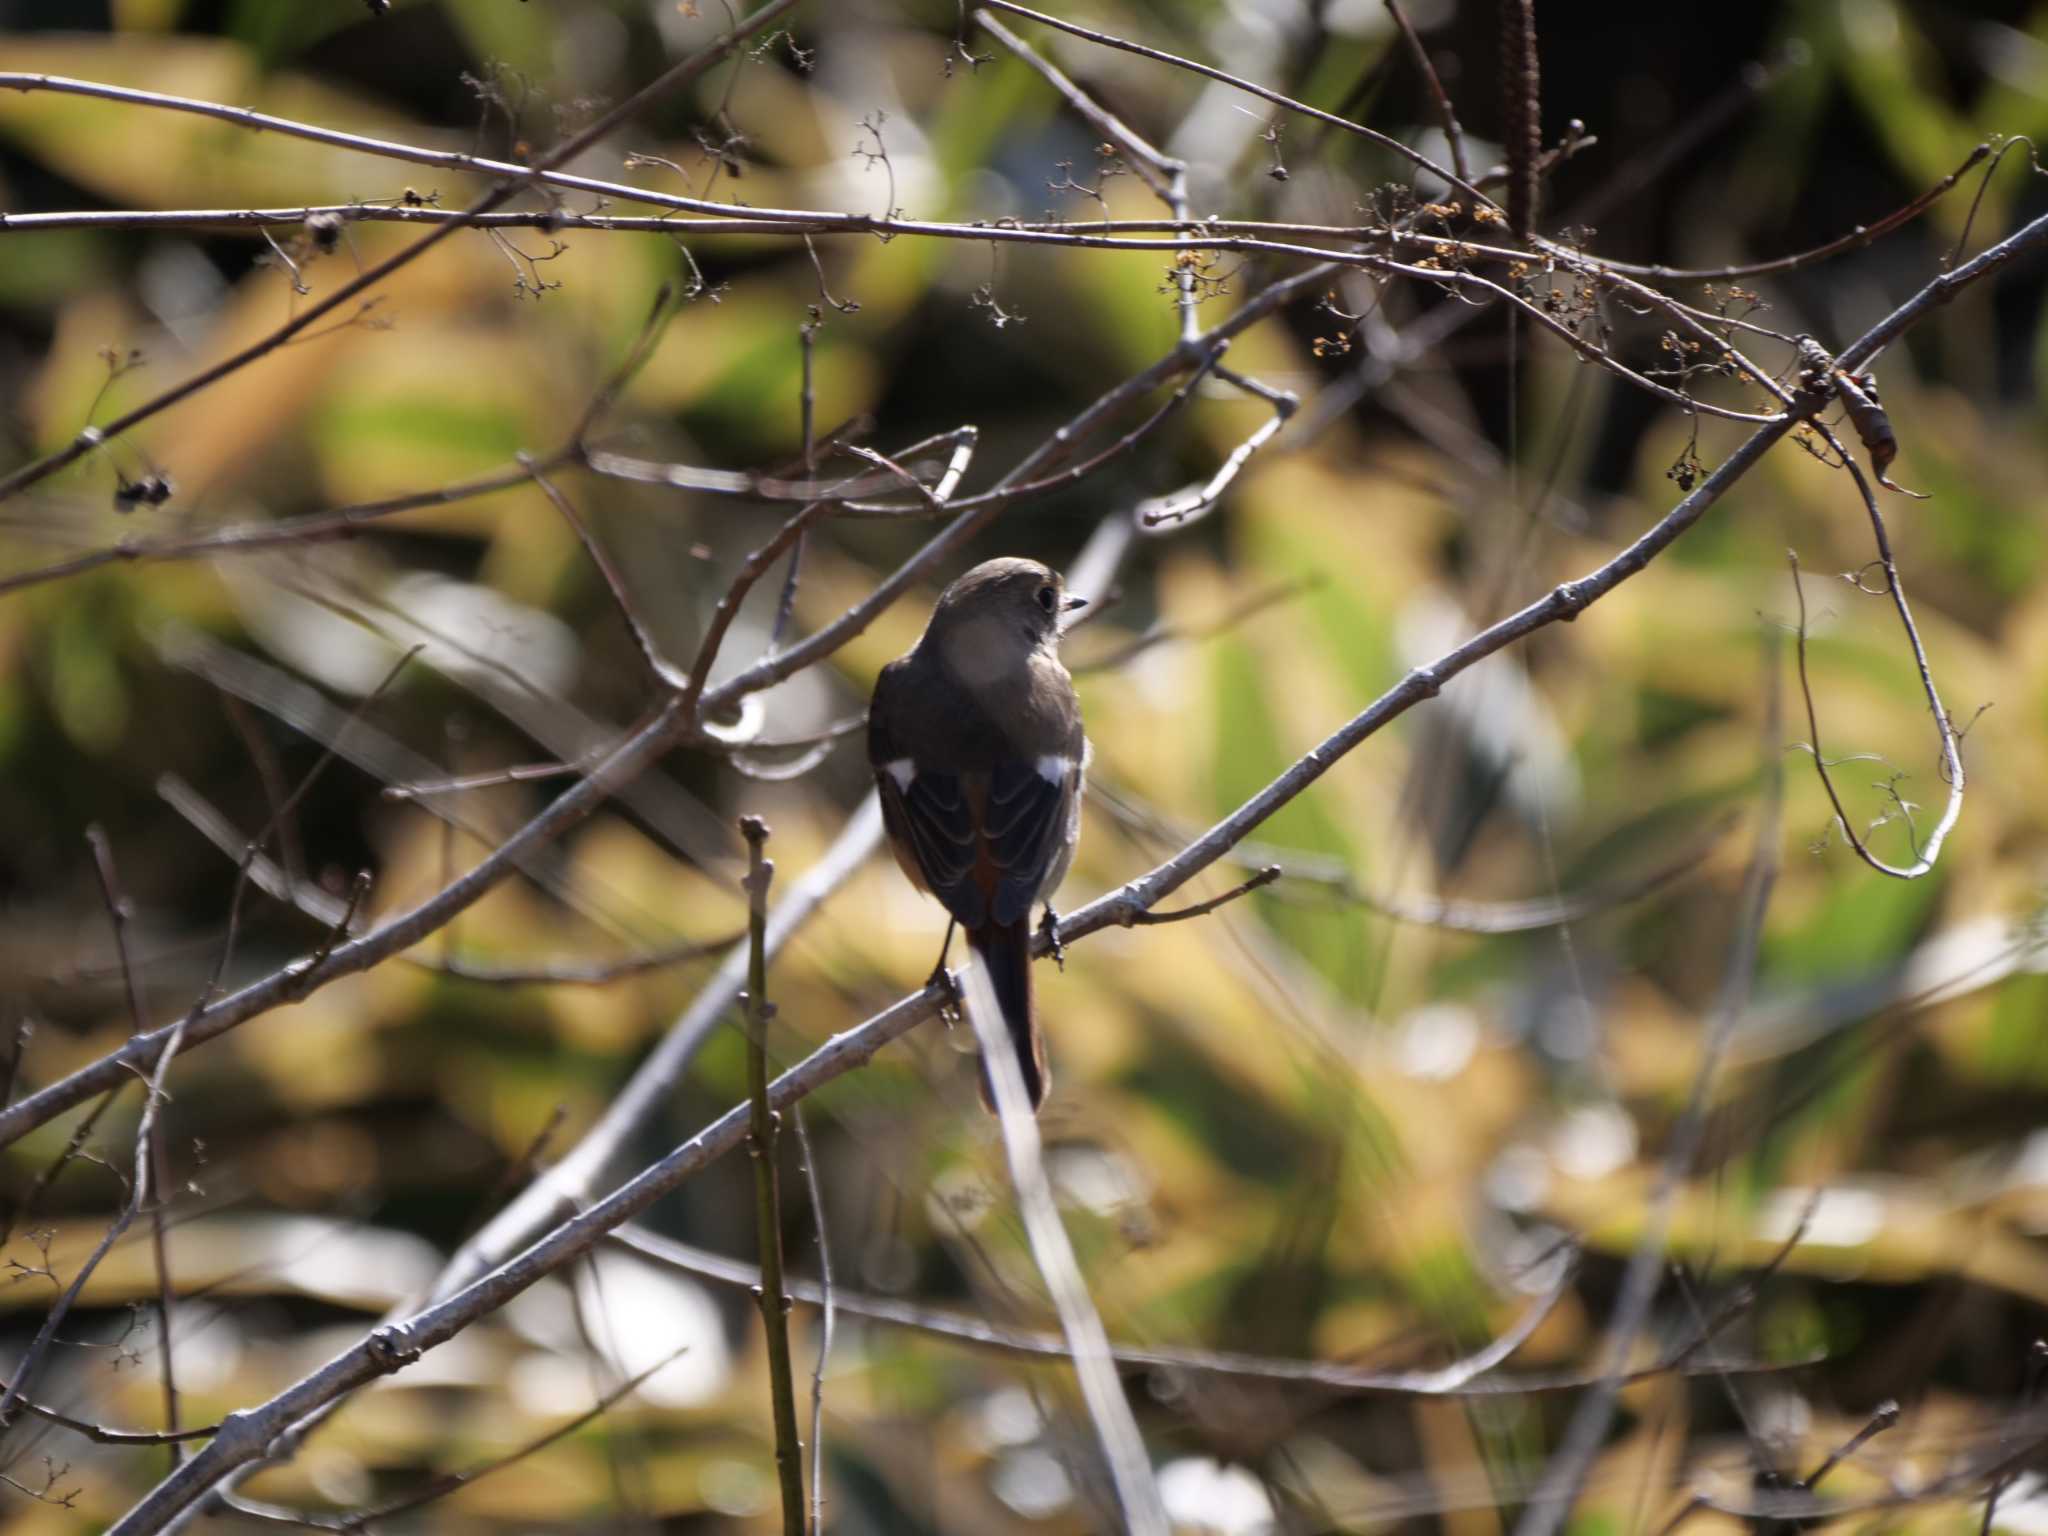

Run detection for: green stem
[[740, 816, 805, 1535]]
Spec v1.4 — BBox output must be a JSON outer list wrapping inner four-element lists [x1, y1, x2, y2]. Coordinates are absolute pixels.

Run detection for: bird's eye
[[1036, 585, 1058, 612]]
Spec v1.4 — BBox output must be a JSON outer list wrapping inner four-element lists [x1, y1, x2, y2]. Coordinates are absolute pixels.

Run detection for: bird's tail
[[968, 919, 1048, 1114]]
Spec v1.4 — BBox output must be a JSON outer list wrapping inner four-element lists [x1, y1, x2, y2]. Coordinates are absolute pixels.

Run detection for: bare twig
[[1785, 427, 1964, 880], [974, 9, 1184, 201], [1509, 633, 1784, 1536], [1386, 0, 1468, 184], [0, 827, 210, 1440], [791, 1108, 834, 1536], [618, 1224, 1800, 1397], [227, 1344, 690, 1532], [1138, 366, 1297, 527], [1802, 1399, 1900, 1490], [0, 456, 565, 602], [1119, 865, 1281, 924], [738, 818, 805, 1535], [957, 962, 1169, 1536], [978, 0, 1494, 209], [1982, 1342, 2048, 1536], [521, 454, 684, 690], [217, 692, 306, 892], [429, 796, 882, 1301], [769, 316, 821, 652], [1593, 140, 1993, 279], [414, 932, 745, 986], [0, 1380, 215, 1448], [0, 1018, 25, 1115], [0, 1089, 122, 1245], [0, 0, 805, 503], [1072, 575, 1311, 673], [679, 499, 840, 729], [568, 281, 680, 446], [85, 830, 182, 1463], [0, 701, 691, 1150]]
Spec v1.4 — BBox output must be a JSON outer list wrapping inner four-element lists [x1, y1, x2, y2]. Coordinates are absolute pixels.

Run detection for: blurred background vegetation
[[3, 0, 2048, 1531]]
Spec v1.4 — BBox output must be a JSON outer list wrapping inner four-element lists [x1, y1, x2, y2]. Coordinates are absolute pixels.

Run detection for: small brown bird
[[868, 558, 1088, 1112]]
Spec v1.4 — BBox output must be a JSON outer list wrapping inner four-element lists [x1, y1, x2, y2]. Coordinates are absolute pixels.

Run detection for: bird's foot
[[1040, 906, 1066, 971], [926, 958, 963, 1023]]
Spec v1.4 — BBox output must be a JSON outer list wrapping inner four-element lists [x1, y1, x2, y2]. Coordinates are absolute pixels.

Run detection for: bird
[[868, 557, 1088, 1113]]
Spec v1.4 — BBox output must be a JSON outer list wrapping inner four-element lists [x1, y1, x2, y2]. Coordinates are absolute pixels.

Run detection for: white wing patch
[[1035, 754, 1072, 785], [884, 758, 916, 792]]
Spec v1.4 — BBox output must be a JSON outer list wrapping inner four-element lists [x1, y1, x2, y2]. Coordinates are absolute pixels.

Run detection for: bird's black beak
[[1064, 594, 1089, 611]]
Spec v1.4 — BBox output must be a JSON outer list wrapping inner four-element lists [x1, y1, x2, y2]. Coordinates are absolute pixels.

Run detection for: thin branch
[[738, 818, 805, 1535], [521, 454, 685, 691], [0, 1381, 215, 1448], [791, 1108, 833, 1536], [679, 498, 841, 730], [1072, 575, 1310, 673], [1591, 140, 1992, 279], [428, 796, 882, 1301], [217, 692, 306, 892], [1802, 1399, 1900, 1491], [1096, 779, 1734, 933], [1509, 631, 1784, 1536], [0, 1017, 26, 1114], [0, 456, 564, 603], [414, 932, 745, 986], [0, 827, 206, 1438], [0, 700, 691, 1151], [1138, 368, 1296, 528], [0, 140, 1986, 292], [0, 1089, 122, 1245], [1785, 425, 1964, 880], [451, 1105, 571, 1254], [769, 317, 820, 652], [1982, 1342, 2048, 1536], [192, 646, 419, 1019], [568, 281, 680, 447], [353, 1348, 688, 1529], [1385, 0, 1468, 184], [0, 0, 805, 502], [1119, 865, 1281, 924], [978, 0, 1494, 210], [1567, 49, 1798, 228], [956, 962, 1170, 1535], [224, 1344, 691, 1532], [974, 9, 1184, 201], [94, 822, 183, 1465], [694, 261, 1336, 724], [620, 1223, 1804, 1399]]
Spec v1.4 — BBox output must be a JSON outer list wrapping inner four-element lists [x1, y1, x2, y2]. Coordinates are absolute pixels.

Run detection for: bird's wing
[[873, 758, 1077, 929], [889, 768, 987, 925], [982, 754, 1078, 926], [869, 661, 1081, 928]]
